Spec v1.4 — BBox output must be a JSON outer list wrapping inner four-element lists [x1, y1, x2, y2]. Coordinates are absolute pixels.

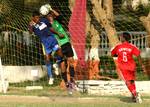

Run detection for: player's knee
[[56, 48, 63, 57], [56, 56, 64, 64], [68, 57, 74, 65], [125, 81, 130, 85], [126, 80, 134, 85], [130, 80, 135, 84]]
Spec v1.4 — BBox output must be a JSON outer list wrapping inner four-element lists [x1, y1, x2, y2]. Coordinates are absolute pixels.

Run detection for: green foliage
[[113, 2, 149, 31], [136, 4, 150, 15], [99, 56, 118, 79], [100, 56, 116, 71]]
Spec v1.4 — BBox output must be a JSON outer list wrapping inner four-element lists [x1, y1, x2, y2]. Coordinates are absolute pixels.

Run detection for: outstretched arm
[[51, 9, 60, 16]]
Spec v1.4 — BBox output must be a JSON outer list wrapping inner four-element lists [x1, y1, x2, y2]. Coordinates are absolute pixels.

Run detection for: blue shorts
[[42, 36, 60, 55], [42, 44, 59, 55]]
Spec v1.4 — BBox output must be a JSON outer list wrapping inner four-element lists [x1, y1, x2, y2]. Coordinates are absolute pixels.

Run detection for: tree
[[122, 0, 149, 11], [91, 0, 121, 79], [140, 11, 150, 79], [140, 13, 150, 48], [69, 0, 121, 79]]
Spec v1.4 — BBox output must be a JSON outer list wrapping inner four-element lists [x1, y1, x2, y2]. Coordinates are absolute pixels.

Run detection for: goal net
[[0, 0, 150, 89]]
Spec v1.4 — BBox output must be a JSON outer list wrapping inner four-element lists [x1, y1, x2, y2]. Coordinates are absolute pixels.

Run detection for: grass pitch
[[0, 86, 150, 107]]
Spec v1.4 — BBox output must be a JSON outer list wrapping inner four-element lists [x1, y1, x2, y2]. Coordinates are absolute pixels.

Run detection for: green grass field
[[0, 95, 150, 107], [0, 103, 150, 107], [0, 78, 150, 107], [0, 86, 150, 107]]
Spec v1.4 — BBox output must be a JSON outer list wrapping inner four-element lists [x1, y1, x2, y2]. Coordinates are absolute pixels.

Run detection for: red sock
[[126, 81, 137, 97]]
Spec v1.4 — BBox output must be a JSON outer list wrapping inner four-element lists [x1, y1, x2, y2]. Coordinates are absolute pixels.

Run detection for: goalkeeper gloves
[[45, 4, 53, 11]]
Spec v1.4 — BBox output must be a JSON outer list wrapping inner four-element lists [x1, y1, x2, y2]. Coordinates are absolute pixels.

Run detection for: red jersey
[[111, 42, 140, 71]]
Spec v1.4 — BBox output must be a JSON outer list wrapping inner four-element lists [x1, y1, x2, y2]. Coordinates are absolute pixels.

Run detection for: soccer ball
[[39, 4, 52, 16]]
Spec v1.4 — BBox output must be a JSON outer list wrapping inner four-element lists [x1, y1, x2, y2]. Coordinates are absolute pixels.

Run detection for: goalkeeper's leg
[[67, 57, 78, 92], [55, 48, 68, 86], [61, 43, 76, 85]]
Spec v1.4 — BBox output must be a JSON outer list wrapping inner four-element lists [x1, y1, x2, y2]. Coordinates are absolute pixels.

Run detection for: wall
[[77, 80, 150, 96], [1, 66, 47, 83]]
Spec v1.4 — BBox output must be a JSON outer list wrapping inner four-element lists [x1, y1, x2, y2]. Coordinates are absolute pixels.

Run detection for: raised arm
[[51, 9, 60, 16], [28, 20, 36, 34]]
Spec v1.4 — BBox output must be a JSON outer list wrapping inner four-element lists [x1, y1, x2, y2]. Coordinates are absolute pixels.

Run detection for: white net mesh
[[0, 0, 150, 91]]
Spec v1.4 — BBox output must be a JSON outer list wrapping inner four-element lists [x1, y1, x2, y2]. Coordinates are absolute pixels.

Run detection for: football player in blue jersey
[[28, 11, 67, 85]]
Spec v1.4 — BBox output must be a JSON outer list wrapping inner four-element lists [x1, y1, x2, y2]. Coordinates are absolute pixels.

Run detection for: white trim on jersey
[[39, 23, 47, 30], [71, 45, 78, 60]]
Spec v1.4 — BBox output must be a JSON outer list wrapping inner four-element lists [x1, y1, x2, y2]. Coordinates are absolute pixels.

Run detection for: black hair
[[32, 10, 40, 17], [122, 32, 131, 41]]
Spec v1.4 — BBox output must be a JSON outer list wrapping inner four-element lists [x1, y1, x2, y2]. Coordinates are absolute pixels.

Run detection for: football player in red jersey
[[111, 32, 146, 103]]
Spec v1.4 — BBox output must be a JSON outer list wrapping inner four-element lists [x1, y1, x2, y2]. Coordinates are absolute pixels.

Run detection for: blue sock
[[46, 62, 53, 78]]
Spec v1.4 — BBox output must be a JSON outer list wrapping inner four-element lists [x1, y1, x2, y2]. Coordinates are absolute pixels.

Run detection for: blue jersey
[[32, 18, 58, 54]]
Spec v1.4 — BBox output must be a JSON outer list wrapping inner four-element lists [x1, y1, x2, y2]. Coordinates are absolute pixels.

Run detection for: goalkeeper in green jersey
[[46, 9, 76, 93]]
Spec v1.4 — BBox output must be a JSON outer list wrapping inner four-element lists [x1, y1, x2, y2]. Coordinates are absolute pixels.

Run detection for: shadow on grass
[[119, 96, 135, 103]]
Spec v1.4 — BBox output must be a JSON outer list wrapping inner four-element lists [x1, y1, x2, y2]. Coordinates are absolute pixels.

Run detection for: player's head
[[120, 32, 131, 42], [32, 10, 40, 23]]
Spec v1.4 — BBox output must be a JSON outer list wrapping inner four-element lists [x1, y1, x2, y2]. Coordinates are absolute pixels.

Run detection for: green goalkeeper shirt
[[52, 20, 70, 46]]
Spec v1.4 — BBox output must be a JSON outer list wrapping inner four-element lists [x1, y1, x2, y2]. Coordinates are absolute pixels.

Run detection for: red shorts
[[120, 70, 136, 81], [116, 60, 136, 81]]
